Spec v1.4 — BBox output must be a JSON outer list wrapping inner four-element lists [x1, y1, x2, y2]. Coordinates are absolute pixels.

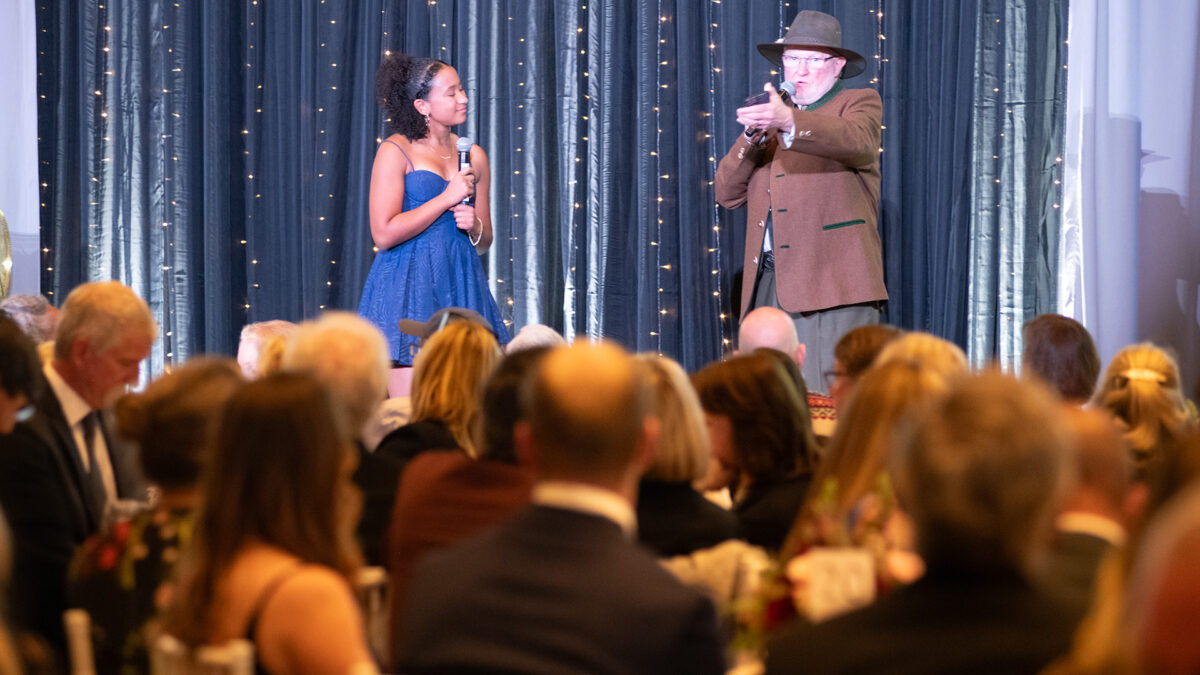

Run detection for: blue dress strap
[[382, 138, 414, 171]]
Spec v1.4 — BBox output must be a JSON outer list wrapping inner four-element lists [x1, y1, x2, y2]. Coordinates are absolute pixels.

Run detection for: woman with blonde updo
[[1092, 343, 1195, 475]]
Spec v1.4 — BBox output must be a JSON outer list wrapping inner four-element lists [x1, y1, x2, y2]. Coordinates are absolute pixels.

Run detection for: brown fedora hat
[[757, 10, 867, 79]]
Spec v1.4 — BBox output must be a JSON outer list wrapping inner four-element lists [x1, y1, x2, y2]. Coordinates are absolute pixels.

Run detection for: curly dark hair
[[376, 53, 448, 141]]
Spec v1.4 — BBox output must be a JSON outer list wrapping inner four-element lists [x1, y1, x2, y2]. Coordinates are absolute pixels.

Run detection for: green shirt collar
[[799, 80, 843, 111]]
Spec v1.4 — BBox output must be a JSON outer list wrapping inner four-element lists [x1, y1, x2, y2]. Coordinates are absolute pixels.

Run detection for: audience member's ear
[[796, 343, 807, 369], [513, 420, 537, 469], [1124, 481, 1149, 526]]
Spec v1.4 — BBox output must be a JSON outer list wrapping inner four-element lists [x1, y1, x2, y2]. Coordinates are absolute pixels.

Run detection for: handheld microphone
[[744, 82, 797, 140], [456, 137, 473, 205]]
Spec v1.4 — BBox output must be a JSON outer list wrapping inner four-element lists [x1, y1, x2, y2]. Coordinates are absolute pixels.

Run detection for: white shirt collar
[[1056, 511, 1126, 547], [531, 481, 637, 537], [43, 362, 93, 426]]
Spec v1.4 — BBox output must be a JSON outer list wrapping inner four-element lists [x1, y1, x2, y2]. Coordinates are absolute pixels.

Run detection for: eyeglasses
[[822, 370, 846, 391], [782, 54, 836, 68]]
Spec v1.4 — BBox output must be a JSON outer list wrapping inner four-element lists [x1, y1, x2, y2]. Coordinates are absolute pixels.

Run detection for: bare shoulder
[[470, 143, 490, 164]]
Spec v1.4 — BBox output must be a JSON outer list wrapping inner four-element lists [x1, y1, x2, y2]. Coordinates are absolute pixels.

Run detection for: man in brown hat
[[716, 9, 886, 393]]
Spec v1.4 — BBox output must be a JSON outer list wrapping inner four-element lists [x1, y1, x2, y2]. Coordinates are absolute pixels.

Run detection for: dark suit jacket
[[765, 568, 1076, 675], [397, 504, 726, 675], [636, 480, 738, 557], [1041, 529, 1115, 618], [715, 84, 886, 317], [0, 382, 142, 654]]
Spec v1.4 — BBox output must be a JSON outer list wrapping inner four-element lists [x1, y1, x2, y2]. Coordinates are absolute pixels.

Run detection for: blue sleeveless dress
[[358, 162, 510, 365]]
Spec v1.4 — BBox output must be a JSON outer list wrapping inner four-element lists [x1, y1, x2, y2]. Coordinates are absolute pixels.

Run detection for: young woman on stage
[[359, 54, 509, 397]]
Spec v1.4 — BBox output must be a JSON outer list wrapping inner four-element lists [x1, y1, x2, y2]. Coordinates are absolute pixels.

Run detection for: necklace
[[420, 140, 454, 159]]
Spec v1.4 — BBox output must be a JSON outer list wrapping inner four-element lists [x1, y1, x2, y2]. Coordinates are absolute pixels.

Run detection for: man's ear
[[514, 420, 537, 469], [796, 343, 807, 369], [68, 336, 91, 365]]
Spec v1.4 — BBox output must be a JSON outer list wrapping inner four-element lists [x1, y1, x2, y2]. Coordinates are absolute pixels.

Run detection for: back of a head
[[893, 372, 1072, 574], [522, 343, 645, 481], [811, 359, 952, 514], [1022, 314, 1100, 403], [1092, 343, 1190, 463], [738, 307, 800, 356], [53, 281, 157, 361], [282, 312, 389, 434], [1126, 462, 1200, 675], [114, 357, 243, 491], [1060, 407, 1132, 514], [203, 372, 356, 569], [691, 352, 814, 484], [0, 294, 58, 344], [636, 355, 711, 483], [505, 324, 567, 354], [411, 320, 502, 456], [834, 324, 903, 378], [478, 347, 551, 463], [238, 320, 297, 378], [874, 331, 968, 380], [0, 315, 41, 400], [169, 372, 359, 646]]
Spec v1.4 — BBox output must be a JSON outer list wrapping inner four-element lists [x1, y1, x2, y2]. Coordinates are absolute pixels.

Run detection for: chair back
[[63, 609, 96, 675], [355, 566, 389, 666], [150, 634, 254, 675]]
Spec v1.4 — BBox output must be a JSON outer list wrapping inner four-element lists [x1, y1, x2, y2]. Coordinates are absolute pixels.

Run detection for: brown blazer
[[715, 85, 887, 317]]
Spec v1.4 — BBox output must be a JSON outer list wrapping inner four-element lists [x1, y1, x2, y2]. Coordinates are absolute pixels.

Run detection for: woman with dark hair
[[69, 357, 243, 674], [358, 53, 509, 397], [0, 315, 40, 434], [691, 352, 819, 552], [160, 373, 373, 674]]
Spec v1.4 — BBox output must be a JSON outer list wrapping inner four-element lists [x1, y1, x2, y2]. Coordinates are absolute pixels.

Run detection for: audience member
[[236, 320, 296, 379], [739, 307, 807, 368], [0, 315, 41, 434], [385, 348, 546, 666], [873, 331, 969, 379], [782, 360, 950, 573], [69, 357, 243, 673], [396, 343, 725, 674], [1125, 468, 1200, 675], [0, 294, 59, 345], [161, 373, 373, 674], [1021, 314, 1101, 404], [1040, 408, 1132, 616], [738, 307, 836, 436], [1045, 425, 1200, 675], [0, 512, 25, 675], [1092, 342, 1195, 477], [692, 352, 819, 552], [505, 323, 567, 353], [825, 324, 902, 410], [280, 312, 391, 565], [766, 372, 1076, 673], [634, 355, 737, 557], [0, 281, 154, 656]]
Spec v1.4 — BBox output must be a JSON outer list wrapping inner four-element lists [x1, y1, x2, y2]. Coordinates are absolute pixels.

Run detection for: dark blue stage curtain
[[36, 1, 1066, 375]]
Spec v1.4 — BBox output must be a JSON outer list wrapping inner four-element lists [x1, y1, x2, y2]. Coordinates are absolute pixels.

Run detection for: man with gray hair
[[766, 372, 1077, 673], [236, 319, 297, 378], [0, 280, 155, 656]]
